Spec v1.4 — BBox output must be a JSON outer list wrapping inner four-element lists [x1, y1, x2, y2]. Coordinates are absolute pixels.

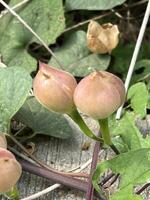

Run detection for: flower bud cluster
[[33, 63, 125, 119]]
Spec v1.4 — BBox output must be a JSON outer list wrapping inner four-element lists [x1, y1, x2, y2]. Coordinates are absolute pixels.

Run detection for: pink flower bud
[[0, 148, 15, 159], [74, 71, 125, 119], [33, 63, 77, 114], [0, 148, 22, 192]]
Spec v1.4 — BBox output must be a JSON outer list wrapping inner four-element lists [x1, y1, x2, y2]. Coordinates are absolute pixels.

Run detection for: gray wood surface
[[2, 115, 150, 200], [18, 116, 98, 200]]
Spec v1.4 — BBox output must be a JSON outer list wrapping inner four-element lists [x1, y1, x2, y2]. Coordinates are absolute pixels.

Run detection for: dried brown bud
[[74, 71, 125, 119], [33, 63, 77, 114], [0, 148, 22, 192], [87, 20, 119, 54]]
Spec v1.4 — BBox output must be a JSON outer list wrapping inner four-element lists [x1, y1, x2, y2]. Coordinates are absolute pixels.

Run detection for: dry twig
[[0, 0, 31, 18]]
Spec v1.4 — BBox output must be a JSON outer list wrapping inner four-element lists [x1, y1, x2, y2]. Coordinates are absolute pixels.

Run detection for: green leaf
[[110, 112, 142, 150], [65, 0, 126, 11], [148, 81, 150, 90], [93, 148, 150, 200], [15, 97, 75, 139], [0, 67, 32, 132], [112, 136, 129, 153], [127, 83, 149, 118], [112, 44, 150, 79], [110, 112, 150, 151], [133, 59, 150, 83], [49, 31, 110, 76], [0, 0, 65, 73], [112, 44, 134, 76], [147, 95, 150, 109]]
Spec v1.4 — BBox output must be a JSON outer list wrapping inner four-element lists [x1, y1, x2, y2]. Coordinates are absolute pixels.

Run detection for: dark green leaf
[[112, 44, 150, 80], [93, 148, 150, 200], [127, 83, 149, 118], [49, 31, 110, 76], [0, 0, 65, 73], [133, 59, 150, 83], [147, 95, 150, 109], [15, 97, 76, 139], [0, 67, 32, 132], [65, 0, 126, 11]]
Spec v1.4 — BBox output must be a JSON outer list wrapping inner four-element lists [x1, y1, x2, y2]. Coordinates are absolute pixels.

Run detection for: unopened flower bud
[[33, 63, 77, 114], [74, 71, 125, 119], [0, 148, 22, 192], [87, 20, 119, 54]]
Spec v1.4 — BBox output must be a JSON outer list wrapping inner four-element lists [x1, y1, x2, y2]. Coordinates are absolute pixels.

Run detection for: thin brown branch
[[19, 159, 105, 199], [62, 0, 147, 34], [20, 158, 92, 200], [0, 0, 31, 18], [86, 131, 102, 200], [19, 159, 88, 192]]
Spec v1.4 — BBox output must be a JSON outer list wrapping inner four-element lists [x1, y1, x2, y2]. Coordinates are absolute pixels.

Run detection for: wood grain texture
[[1, 116, 150, 200]]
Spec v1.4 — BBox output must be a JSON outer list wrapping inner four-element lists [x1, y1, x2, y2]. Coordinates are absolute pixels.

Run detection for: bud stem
[[69, 109, 103, 142], [98, 118, 112, 146], [4, 186, 20, 200]]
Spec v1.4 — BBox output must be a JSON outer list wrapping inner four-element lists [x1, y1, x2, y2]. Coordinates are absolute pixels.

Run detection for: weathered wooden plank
[[17, 119, 95, 200], [1, 116, 150, 199]]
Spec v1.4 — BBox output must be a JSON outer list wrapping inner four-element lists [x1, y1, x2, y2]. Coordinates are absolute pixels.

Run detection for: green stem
[[4, 186, 20, 200], [99, 119, 120, 154], [69, 109, 103, 142], [98, 118, 112, 146]]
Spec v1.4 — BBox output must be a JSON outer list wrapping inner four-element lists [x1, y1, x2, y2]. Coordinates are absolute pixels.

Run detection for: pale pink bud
[[74, 71, 125, 119], [0, 148, 22, 192], [33, 63, 77, 114]]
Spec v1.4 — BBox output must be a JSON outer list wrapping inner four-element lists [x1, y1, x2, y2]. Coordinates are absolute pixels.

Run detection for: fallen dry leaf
[[82, 141, 91, 151]]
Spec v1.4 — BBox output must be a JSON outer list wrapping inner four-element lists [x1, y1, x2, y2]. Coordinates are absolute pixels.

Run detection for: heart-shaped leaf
[[49, 31, 110, 76], [0, 67, 32, 132], [65, 0, 127, 11], [15, 97, 76, 139], [112, 44, 150, 79], [0, 0, 65, 73]]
